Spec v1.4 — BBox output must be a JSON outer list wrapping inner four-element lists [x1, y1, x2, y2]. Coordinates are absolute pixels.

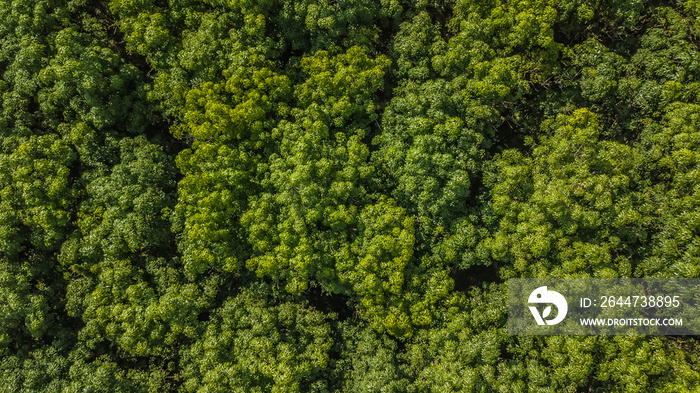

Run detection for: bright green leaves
[[592, 336, 700, 392], [243, 47, 388, 294], [109, 0, 178, 69], [403, 285, 507, 392], [377, 0, 563, 274], [349, 201, 414, 305], [76, 259, 207, 356], [182, 285, 333, 393], [241, 47, 444, 336], [550, 6, 700, 140], [390, 11, 442, 80], [440, 0, 560, 89], [629, 8, 700, 112], [110, 0, 399, 120], [174, 142, 257, 276], [0, 135, 76, 253], [112, 0, 281, 117], [181, 65, 291, 144], [343, 199, 416, 336], [0, 0, 183, 383], [0, 0, 53, 138], [294, 46, 389, 126], [523, 335, 700, 392], [554, 0, 646, 35], [0, 0, 149, 140], [574, 38, 628, 108], [0, 258, 55, 351], [486, 105, 700, 279], [173, 62, 291, 278], [635, 103, 700, 277], [274, 0, 396, 53], [485, 109, 639, 278], [404, 287, 700, 392]]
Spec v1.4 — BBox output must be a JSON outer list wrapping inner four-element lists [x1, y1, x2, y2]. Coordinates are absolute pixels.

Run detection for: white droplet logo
[[528, 286, 567, 325]]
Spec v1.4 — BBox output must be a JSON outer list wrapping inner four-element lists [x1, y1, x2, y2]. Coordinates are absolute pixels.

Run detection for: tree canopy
[[1, 0, 700, 391]]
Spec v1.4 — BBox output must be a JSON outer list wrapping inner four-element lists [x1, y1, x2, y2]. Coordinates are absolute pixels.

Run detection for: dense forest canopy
[[1, 0, 700, 391]]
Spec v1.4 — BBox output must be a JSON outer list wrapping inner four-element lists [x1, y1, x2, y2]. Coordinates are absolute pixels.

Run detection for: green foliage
[[485, 109, 641, 278], [62, 136, 192, 357], [0, 135, 76, 253], [3, 0, 700, 390], [635, 103, 700, 276], [0, 346, 70, 393], [0, 135, 76, 351], [172, 59, 291, 278], [376, 0, 564, 273], [404, 285, 507, 391], [181, 285, 333, 393], [331, 322, 410, 392], [539, 6, 700, 140], [0, 0, 182, 388], [242, 46, 390, 294], [37, 27, 149, 134]]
